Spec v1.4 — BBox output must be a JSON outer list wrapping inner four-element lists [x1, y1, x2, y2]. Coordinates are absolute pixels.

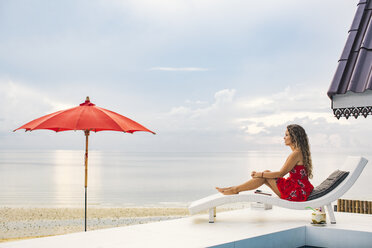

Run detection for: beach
[[0, 207, 190, 242]]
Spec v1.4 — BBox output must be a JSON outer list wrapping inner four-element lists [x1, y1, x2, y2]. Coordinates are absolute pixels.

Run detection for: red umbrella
[[14, 96, 155, 231]]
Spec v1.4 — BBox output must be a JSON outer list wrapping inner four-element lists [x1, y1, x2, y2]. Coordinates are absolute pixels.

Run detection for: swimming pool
[[209, 225, 372, 248]]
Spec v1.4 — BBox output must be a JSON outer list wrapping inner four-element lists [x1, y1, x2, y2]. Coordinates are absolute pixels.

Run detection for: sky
[[1, 0, 370, 154]]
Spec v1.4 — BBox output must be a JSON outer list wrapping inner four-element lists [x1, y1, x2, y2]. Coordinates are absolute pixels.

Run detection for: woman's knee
[[263, 178, 272, 184]]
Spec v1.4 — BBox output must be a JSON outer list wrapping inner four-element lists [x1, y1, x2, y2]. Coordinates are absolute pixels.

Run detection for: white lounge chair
[[188, 156, 368, 224]]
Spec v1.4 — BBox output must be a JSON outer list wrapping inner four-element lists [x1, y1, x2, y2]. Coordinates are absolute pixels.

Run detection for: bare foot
[[215, 187, 232, 193], [221, 187, 239, 195], [216, 187, 224, 193], [216, 186, 238, 195]]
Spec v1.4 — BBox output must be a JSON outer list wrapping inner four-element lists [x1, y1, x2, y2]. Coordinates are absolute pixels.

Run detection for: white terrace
[[1, 206, 371, 248]]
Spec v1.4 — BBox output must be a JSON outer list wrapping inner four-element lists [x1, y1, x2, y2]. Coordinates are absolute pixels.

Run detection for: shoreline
[[0, 207, 190, 243]]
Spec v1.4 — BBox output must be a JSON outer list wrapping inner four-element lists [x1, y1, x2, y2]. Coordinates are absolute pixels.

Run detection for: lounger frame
[[188, 157, 368, 224]]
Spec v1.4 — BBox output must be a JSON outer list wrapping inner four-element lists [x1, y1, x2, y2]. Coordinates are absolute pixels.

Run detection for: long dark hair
[[287, 124, 313, 179]]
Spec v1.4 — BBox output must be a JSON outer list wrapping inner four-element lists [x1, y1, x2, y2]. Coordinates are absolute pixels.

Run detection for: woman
[[216, 124, 314, 202]]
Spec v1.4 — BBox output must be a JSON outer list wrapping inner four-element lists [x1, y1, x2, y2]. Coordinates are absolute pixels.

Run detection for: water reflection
[[86, 151, 103, 205], [51, 150, 83, 206], [51, 150, 104, 206], [0, 150, 371, 207]]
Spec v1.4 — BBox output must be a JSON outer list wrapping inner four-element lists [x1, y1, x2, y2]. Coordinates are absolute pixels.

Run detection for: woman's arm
[[252, 151, 301, 179]]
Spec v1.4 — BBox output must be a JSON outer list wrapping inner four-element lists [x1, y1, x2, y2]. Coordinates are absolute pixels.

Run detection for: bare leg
[[216, 177, 266, 195], [264, 179, 281, 197], [216, 177, 281, 197], [261, 170, 281, 197], [235, 177, 266, 192], [264, 181, 276, 194]]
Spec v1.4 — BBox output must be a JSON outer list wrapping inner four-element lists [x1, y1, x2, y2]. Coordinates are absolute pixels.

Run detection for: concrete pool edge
[[209, 225, 372, 248]]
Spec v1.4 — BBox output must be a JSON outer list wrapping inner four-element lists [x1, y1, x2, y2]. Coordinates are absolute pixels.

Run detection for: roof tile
[[348, 49, 372, 92], [350, 3, 366, 31], [329, 60, 348, 94], [328, 0, 372, 98], [361, 18, 372, 49], [367, 0, 372, 9], [340, 31, 357, 60]]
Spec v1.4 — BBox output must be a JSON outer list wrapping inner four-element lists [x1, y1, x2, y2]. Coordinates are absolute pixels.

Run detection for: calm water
[[0, 150, 371, 207]]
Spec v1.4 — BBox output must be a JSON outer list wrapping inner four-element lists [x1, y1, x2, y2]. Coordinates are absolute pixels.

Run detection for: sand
[[0, 207, 190, 242]]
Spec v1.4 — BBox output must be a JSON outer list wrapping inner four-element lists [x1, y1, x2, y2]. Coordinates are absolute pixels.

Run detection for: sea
[[0, 150, 371, 208]]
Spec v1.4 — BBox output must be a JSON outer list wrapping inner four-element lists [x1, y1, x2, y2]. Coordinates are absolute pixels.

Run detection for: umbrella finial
[[80, 96, 95, 106]]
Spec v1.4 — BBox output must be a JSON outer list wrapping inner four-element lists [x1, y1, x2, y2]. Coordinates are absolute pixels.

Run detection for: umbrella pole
[[84, 130, 90, 232]]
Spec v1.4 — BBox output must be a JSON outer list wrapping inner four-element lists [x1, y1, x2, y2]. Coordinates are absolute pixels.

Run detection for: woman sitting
[[216, 124, 314, 202]]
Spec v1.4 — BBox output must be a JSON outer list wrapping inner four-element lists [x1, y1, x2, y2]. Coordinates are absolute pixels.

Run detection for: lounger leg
[[209, 208, 215, 223], [326, 203, 336, 224]]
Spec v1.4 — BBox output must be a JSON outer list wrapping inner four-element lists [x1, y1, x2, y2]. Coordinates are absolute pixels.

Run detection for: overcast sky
[[1, 0, 370, 154]]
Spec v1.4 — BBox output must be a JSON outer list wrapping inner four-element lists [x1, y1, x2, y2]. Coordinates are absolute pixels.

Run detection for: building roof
[[328, 0, 372, 99], [328, 0, 372, 119]]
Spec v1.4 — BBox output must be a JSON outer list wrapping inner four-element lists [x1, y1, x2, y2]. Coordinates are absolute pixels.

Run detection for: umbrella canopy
[[15, 97, 155, 133], [328, 0, 372, 119], [15, 96, 155, 231]]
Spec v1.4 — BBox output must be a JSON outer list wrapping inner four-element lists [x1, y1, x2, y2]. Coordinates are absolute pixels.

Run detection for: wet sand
[[0, 207, 190, 242]]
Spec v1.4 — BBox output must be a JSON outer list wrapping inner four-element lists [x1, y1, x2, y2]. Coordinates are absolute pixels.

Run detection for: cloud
[[235, 85, 343, 127], [243, 123, 269, 135], [153, 85, 371, 152], [0, 80, 74, 132], [150, 67, 209, 72], [168, 89, 235, 117], [185, 100, 208, 105], [214, 89, 235, 105], [2, 80, 370, 153], [164, 85, 336, 131]]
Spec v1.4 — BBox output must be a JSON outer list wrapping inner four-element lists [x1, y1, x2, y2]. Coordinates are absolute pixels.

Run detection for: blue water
[[0, 150, 371, 207]]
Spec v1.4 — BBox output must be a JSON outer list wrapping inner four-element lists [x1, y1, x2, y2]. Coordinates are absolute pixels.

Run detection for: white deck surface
[[1, 207, 372, 248]]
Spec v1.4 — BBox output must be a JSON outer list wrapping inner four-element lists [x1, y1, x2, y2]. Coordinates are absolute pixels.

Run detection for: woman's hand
[[251, 171, 262, 178]]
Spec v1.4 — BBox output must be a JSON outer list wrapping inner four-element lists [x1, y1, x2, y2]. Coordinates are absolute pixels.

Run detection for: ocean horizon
[[1, 150, 371, 208]]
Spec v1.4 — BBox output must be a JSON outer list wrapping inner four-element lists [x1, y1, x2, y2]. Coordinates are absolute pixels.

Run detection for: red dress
[[276, 165, 313, 201]]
